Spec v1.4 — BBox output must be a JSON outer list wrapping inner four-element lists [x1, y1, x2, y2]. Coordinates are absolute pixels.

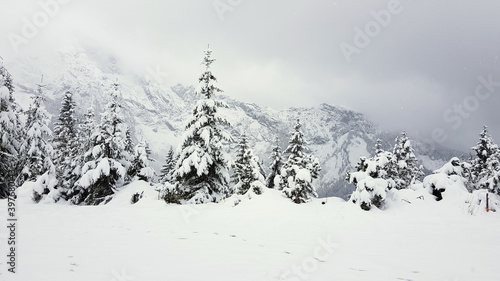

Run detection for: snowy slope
[[4, 46, 456, 199], [1, 181, 499, 281]]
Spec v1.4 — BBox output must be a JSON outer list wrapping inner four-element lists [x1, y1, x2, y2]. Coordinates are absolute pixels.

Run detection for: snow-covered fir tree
[[62, 106, 97, 201], [78, 107, 96, 155], [391, 132, 424, 189], [347, 150, 396, 210], [159, 146, 176, 184], [280, 119, 321, 203], [172, 48, 233, 204], [232, 133, 265, 195], [129, 140, 155, 182], [478, 152, 500, 195], [374, 138, 385, 156], [471, 126, 500, 194], [17, 83, 59, 202], [19, 87, 55, 184], [73, 81, 132, 205], [0, 65, 21, 198], [52, 91, 80, 198], [124, 128, 134, 157], [266, 137, 283, 189]]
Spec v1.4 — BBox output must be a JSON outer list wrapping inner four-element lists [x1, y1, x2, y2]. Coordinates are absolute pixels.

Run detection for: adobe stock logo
[[280, 235, 338, 281], [340, 0, 406, 63], [213, 0, 243, 21], [7, 0, 72, 54]]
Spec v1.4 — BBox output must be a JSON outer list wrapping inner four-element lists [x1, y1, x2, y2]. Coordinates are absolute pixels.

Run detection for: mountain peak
[[7, 49, 454, 198]]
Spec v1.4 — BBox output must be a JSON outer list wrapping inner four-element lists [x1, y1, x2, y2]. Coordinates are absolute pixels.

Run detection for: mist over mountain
[[5, 46, 459, 198]]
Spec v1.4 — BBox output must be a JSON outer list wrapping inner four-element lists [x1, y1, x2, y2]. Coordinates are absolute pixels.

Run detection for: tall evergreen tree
[[124, 128, 135, 156], [0, 65, 21, 198], [78, 107, 96, 155], [19, 88, 54, 183], [73, 81, 131, 205], [63, 106, 97, 200], [478, 152, 500, 195], [129, 140, 156, 182], [471, 126, 500, 194], [159, 146, 176, 184], [374, 138, 384, 156], [52, 91, 80, 197], [471, 126, 498, 180], [266, 137, 283, 189], [172, 48, 233, 204], [281, 119, 321, 203], [391, 132, 424, 189], [233, 133, 265, 195]]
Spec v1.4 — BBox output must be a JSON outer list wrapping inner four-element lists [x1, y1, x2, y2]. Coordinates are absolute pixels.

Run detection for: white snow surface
[[1, 181, 499, 280]]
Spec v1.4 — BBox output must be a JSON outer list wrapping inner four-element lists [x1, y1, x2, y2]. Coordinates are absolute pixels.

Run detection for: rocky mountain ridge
[[6, 47, 457, 198]]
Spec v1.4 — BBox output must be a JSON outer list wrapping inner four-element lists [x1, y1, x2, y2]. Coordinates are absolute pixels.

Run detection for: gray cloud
[[2, 0, 500, 151]]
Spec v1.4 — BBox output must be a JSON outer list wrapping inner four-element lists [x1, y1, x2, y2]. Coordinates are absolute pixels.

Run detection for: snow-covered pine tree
[[391, 132, 424, 189], [280, 119, 321, 203], [52, 91, 80, 198], [79, 107, 96, 155], [17, 83, 59, 202], [172, 48, 233, 204], [0, 65, 21, 198], [73, 81, 132, 205], [129, 140, 156, 182], [124, 128, 134, 157], [159, 146, 176, 184], [347, 150, 396, 210], [62, 106, 97, 201], [232, 133, 250, 187], [0, 64, 14, 94], [233, 133, 265, 195], [19, 87, 55, 183], [471, 126, 500, 194], [266, 137, 283, 189], [374, 138, 384, 156], [479, 151, 500, 195]]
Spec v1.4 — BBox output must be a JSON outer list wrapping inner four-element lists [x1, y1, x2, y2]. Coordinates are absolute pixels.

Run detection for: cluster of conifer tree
[[156, 49, 321, 204], [347, 127, 500, 210], [0, 49, 321, 205]]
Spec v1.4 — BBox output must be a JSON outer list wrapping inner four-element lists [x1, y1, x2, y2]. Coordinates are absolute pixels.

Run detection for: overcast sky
[[1, 0, 500, 151]]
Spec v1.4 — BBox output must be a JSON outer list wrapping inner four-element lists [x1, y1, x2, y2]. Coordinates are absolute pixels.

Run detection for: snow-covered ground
[[1, 181, 499, 281]]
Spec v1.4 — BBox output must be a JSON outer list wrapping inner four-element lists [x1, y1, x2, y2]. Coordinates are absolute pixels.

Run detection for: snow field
[[1, 181, 499, 281]]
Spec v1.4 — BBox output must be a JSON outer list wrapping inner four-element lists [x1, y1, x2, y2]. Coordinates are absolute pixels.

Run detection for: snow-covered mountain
[[5, 46, 457, 198]]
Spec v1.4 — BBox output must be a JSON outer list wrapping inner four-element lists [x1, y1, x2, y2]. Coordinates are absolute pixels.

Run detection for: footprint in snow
[[230, 234, 236, 238], [349, 267, 367, 272], [69, 258, 78, 272]]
